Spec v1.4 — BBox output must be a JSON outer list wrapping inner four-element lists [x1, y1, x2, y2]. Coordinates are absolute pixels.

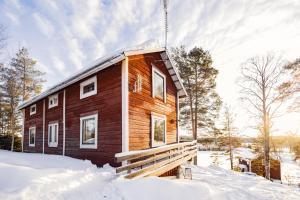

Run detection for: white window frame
[[80, 76, 97, 99], [80, 114, 98, 149], [152, 66, 166, 103], [151, 113, 167, 147], [48, 94, 58, 108], [48, 122, 59, 147], [30, 104, 36, 115], [29, 126, 36, 147]]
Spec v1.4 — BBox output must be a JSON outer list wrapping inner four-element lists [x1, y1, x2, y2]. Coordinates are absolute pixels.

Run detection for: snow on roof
[[18, 47, 187, 110]]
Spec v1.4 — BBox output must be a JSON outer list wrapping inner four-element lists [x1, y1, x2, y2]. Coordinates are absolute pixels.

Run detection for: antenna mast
[[163, 0, 168, 49]]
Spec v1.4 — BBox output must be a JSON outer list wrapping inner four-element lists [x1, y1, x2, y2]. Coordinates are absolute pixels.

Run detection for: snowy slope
[[0, 150, 300, 200]]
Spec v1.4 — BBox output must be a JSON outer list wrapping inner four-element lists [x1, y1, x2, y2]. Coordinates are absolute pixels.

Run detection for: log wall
[[128, 53, 178, 150]]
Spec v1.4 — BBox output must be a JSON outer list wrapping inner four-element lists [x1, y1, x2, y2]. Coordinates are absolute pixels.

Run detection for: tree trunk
[[193, 65, 198, 165], [10, 112, 14, 152], [229, 130, 233, 170], [262, 78, 270, 180], [11, 133, 14, 151]]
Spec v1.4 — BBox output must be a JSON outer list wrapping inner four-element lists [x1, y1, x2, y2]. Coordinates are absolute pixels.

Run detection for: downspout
[[21, 109, 25, 152], [63, 89, 66, 156], [43, 99, 45, 154]]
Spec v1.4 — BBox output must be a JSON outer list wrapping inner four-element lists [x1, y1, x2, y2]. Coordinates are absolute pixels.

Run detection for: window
[[80, 76, 97, 99], [29, 126, 36, 147], [151, 114, 166, 147], [48, 94, 58, 108], [80, 114, 98, 149], [152, 66, 166, 102], [48, 123, 58, 147], [30, 104, 36, 115]]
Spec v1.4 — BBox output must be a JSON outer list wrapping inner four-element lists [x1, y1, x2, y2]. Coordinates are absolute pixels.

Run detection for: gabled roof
[[18, 47, 187, 110]]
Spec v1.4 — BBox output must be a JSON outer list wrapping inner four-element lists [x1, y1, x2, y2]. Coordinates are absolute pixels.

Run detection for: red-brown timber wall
[[44, 91, 64, 155], [23, 63, 122, 166], [65, 63, 122, 166], [128, 52, 178, 150], [23, 100, 43, 153]]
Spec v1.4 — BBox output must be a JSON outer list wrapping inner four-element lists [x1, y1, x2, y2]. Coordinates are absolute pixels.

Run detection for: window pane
[[83, 83, 95, 94], [54, 125, 57, 142], [49, 126, 52, 142], [154, 72, 164, 98], [82, 118, 95, 144], [154, 118, 165, 145], [30, 129, 35, 144], [31, 106, 36, 112]]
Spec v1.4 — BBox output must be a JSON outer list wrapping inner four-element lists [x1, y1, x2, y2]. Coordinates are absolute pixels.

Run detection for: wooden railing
[[115, 140, 197, 179]]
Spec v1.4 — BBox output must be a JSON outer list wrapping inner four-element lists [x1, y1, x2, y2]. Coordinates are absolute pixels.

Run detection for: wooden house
[[18, 48, 197, 177]]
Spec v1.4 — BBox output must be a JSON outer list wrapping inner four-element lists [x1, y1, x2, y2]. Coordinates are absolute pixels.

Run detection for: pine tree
[[10, 47, 45, 101], [0, 47, 45, 151], [172, 46, 222, 138], [279, 58, 300, 111], [0, 66, 21, 150]]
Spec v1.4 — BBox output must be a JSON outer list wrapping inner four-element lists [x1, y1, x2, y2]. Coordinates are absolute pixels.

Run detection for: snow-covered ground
[[197, 147, 256, 169], [198, 148, 300, 186], [1, 150, 300, 200]]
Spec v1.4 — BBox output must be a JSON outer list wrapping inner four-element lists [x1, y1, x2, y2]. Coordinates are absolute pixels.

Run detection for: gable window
[[80, 114, 98, 149], [152, 66, 166, 102], [29, 126, 36, 147], [48, 123, 58, 147], [151, 114, 166, 147], [80, 76, 97, 99], [30, 104, 36, 115], [48, 94, 58, 108]]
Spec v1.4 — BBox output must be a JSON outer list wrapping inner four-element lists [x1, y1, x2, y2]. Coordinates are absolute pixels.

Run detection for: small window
[[30, 104, 36, 115], [48, 123, 58, 147], [80, 114, 98, 149], [152, 67, 166, 102], [29, 126, 36, 147], [48, 94, 58, 108], [151, 114, 166, 147], [80, 76, 97, 99]]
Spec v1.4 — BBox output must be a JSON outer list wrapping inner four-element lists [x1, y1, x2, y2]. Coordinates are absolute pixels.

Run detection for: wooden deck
[[115, 141, 197, 179]]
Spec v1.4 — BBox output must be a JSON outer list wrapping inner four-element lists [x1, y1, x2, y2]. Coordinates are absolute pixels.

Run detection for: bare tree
[[222, 104, 237, 170], [238, 54, 288, 180]]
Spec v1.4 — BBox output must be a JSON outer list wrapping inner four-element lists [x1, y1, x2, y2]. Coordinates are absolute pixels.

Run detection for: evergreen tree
[[0, 47, 45, 151], [10, 47, 45, 101], [172, 46, 222, 140], [279, 58, 300, 111], [0, 66, 21, 150]]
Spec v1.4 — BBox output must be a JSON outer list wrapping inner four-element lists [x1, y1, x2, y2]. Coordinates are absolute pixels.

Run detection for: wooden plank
[[144, 151, 197, 177], [116, 148, 183, 173], [124, 149, 196, 179], [116, 141, 196, 162]]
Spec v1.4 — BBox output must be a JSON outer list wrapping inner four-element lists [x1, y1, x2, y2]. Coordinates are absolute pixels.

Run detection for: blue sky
[[1, 0, 300, 135]]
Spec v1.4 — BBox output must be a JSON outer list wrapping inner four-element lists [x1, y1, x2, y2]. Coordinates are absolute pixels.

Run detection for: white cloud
[[4, 11, 19, 25], [4, 0, 21, 11], [2, 0, 300, 135], [62, 29, 86, 70], [32, 13, 54, 37], [52, 56, 69, 76]]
